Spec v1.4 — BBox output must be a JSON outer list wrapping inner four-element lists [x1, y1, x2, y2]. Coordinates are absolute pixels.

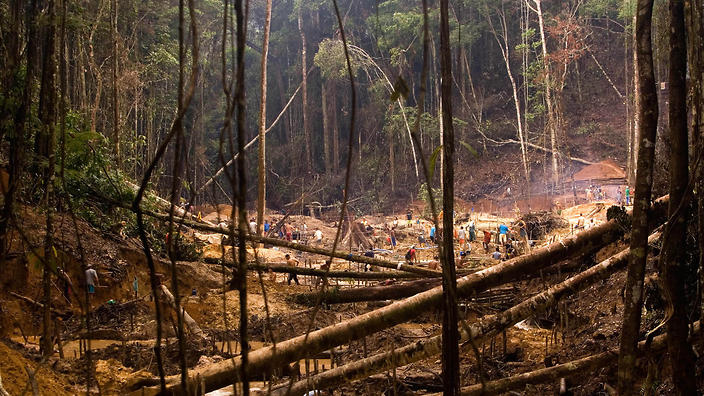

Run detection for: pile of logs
[[123, 196, 669, 395]]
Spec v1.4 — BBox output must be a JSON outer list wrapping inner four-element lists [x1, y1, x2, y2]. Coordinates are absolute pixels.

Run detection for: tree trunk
[[628, 13, 639, 185], [659, 1, 697, 393], [332, 85, 340, 173], [487, 5, 529, 183], [256, 0, 272, 240], [38, 0, 58, 360], [617, 0, 658, 393], [111, 0, 120, 166], [532, 0, 558, 188], [439, 0, 460, 392], [292, 279, 441, 305], [298, 8, 311, 173], [159, 285, 205, 339], [127, 198, 668, 394], [687, 0, 704, 324], [270, 231, 661, 396], [0, 0, 39, 259], [322, 80, 330, 173]]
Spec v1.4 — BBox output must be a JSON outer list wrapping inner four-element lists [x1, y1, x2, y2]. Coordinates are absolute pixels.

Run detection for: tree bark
[[38, 0, 58, 360], [659, 1, 697, 393], [256, 0, 272, 241], [322, 80, 331, 173], [531, 0, 559, 187], [111, 0, 120, 166], [0, 0, 39, 260], [439, 0, 460, 391], [298, 7, 312, 173], [617, 0, 658, 393]]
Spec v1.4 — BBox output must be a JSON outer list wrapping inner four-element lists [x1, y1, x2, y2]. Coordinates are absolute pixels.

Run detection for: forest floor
[[0, 191, 685, 396]]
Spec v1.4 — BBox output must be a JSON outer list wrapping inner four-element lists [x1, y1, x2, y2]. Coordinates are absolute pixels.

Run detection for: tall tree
[[257, 0, 273, 236], [485, 1, 530, 183], [111, 0, 120, 166], [617, 0, 658, 393], [37, 0, 58, 360], [528, 0, 559, 188], [659, 0, 697, 393], [0, 0, 39, 260], [439, 0, 460, 393], [298, 5, 312, 173]]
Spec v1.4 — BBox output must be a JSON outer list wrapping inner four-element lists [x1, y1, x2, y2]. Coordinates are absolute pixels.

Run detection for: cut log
[[428, 320, 701, 396], [159, 285, 205, 340], [291, 279, 442, 305], [269, 231, 660, 396], [203, 258, 423, 280], [126, 198, 668, 395]]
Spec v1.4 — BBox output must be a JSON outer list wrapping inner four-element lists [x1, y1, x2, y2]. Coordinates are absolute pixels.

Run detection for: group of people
[[616, 185, 632, 206], [585, 185, 606, 202]]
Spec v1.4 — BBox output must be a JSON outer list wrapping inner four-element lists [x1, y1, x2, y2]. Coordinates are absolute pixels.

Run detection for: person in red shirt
[[483, 230, 492, 253], [405, 246, 417, 264]]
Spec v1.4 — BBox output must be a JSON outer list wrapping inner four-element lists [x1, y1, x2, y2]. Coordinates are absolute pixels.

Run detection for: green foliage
[[575, 121, 598, 136], [417, 182, 441, 219], [314, 39, 359, 80]]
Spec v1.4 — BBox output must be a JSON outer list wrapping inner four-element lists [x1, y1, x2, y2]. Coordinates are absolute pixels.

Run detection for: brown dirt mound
[[573, 159, 625, 181], [0, 341, 74, 395]]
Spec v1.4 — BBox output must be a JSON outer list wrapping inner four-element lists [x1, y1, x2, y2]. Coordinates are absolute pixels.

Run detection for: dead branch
[[24, 365, 39, 396], [8, 292, 71, 319], [159, 285, 205, 340]]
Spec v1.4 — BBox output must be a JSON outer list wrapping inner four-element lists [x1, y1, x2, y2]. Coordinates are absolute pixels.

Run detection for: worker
[[405, 245, 417, 265], [491, 247, 502, 261], [457, 226, 467, 251], [483, 230, 492, 252], [314, 228, 323, 246], [85, 265, 99, 295], [468, 220, 476, 242], [285, 254, 300, 285], [498, 223, 510, 244]]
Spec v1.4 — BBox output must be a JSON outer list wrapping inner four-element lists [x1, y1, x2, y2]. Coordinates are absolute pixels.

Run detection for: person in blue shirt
[[498, 223, 510, 244], [429, 226, 436, 244], [264, 220, 270, 233]]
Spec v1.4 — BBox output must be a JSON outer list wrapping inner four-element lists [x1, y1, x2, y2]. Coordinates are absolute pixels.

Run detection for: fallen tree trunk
[[159, 285, 205, 340], [291, 279, 442, 305], [127, 198, 668, 395], [269, 231, 661, 396], [436, 320, 701, 396], [289, 250, 600, 306], [203, 258, 424, 280]]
